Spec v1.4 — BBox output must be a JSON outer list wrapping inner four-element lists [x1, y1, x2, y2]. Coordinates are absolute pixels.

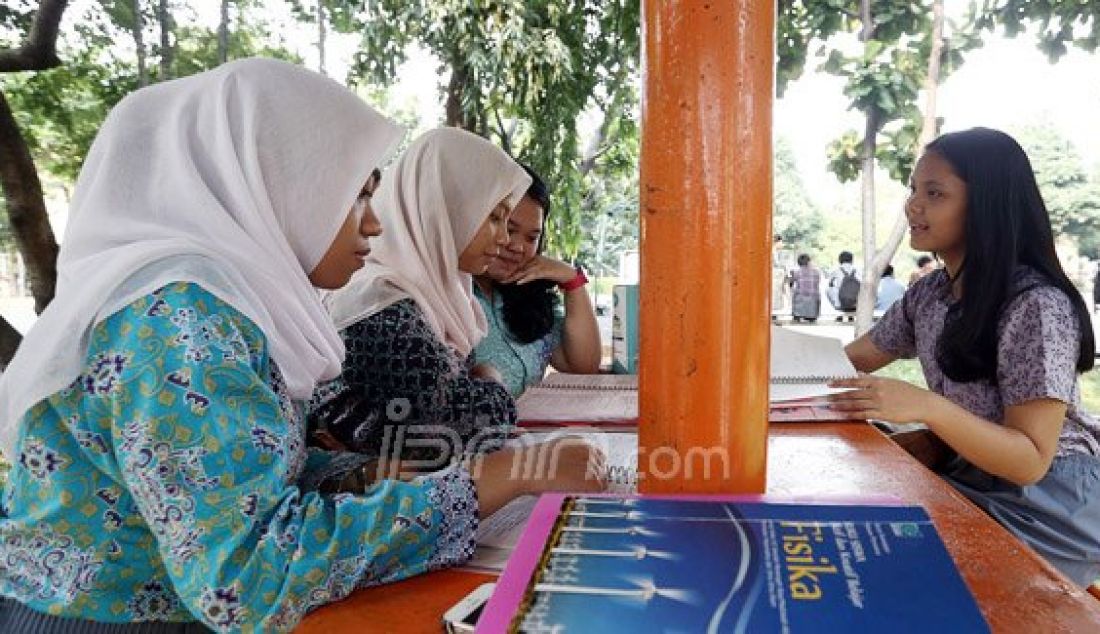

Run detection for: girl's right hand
[[524, 436, 608, 495], [468, 437, 608, 518]]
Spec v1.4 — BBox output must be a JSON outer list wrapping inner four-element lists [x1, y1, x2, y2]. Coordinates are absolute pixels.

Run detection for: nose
[[495, 224, 510, 246], [359, 201, 383, 238], [904, 192, 921, 217]]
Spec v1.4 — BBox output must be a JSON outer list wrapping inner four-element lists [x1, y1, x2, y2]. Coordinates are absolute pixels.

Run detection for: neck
[[939, 250, 965, 297]]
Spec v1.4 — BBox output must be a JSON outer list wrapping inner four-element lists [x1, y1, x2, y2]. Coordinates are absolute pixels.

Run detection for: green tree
[[1014, 122, 1100, 258], [774, 137, 825, 253], [334, 0, 640, 260], [0, 0, 299, 366], [978, 0, 1100, 59]]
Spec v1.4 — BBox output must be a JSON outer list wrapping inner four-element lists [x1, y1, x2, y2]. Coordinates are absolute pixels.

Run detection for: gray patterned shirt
[[870, 267, 1100, 458]]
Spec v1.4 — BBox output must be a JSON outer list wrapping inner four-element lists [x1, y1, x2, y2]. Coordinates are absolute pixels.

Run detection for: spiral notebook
[[769, 326, 859, 403], [464, 430, 638, 573], [516, 373, 638, 427]]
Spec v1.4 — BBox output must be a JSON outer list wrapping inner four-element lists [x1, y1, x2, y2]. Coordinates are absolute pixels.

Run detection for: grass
[[874, 358, 1100, 414]]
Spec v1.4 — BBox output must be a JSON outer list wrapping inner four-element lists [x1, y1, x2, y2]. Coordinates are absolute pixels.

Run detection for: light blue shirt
[[876, 275, 906, 311]]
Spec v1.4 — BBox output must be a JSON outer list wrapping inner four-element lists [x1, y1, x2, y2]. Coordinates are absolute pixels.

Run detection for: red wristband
[[558, 268, 588, 292]]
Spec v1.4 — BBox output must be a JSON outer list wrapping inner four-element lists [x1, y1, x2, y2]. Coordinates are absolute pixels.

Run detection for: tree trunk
[[131, 0, 148, 86], [0, 90, 58, 315], [217, 0, 230, 65], [0, 0, 70, 366], [316, 1, 326, 76], [444, 62, 478, 132], [918, 0, 945, 150], [854, 0, 879, 335], [157, 0, 173, 80], [856, 108, 880, 334], [858, 0, 946, 335], [0, 316, 20, 370]]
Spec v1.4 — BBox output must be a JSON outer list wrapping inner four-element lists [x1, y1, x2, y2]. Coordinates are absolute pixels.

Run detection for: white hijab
[[0, 58, 403, 460], [325, 128, 531, 357]]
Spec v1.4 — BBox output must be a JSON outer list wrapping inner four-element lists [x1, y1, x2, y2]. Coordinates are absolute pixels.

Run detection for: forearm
[[556, 288, 601, 373], [920, 394, 1051, 485]]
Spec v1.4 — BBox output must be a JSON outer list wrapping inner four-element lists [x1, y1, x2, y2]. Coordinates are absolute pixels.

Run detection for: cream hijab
[[0, 58, 402, 460], [325, 128, 531, 357]]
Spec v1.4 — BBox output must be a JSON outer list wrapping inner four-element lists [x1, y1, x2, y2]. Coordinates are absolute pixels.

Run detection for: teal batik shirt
[[472, 285, 563, 397], [0, 283, 478, 632]]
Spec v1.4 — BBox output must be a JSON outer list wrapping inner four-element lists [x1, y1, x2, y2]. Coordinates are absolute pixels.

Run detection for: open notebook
[[769, 325, 859, 402], [465, 430, 638, 572], [515, 327, 857, 425], [516, 373, 638, 427]]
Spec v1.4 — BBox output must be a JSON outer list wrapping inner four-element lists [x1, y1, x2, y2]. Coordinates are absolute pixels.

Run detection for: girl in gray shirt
[[831, 128, 1100, 587]]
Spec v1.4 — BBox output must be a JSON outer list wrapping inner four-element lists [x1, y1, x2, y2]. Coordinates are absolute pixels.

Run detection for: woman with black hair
[[472, 166, 601, 396], [831, 128, 1100, 587]]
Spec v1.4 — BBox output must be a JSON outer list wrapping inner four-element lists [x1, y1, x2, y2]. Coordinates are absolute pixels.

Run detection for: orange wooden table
[[298, 422, 1100, 633]]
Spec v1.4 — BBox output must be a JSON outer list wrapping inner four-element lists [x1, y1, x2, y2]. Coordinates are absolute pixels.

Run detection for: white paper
[[769, 325, 858, 402], [462, 431, 640, 572]]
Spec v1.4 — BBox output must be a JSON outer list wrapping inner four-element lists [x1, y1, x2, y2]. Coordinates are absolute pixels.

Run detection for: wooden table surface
[[297, 422, 1100, 633]]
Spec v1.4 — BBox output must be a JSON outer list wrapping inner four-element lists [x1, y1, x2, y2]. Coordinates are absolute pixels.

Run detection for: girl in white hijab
[[311, 128, 531, 459], [0, 60, 599, 633]]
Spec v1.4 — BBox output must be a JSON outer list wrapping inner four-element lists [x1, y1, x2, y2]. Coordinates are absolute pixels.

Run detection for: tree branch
[[493, 107, 512, 156], [0, 0, 69, 72]]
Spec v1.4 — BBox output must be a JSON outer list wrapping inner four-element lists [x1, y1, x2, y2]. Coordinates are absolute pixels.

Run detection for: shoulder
[[345, 298, 447, 350], [1004, 269, 1075, 318], [906, 268, 948, 299], [105, 281, 265, 352]]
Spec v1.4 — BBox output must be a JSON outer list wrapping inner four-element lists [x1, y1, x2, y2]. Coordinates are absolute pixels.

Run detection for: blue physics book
[[479, 495, 989, 633]]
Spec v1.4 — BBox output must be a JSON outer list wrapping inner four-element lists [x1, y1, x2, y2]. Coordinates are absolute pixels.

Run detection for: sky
[[775, 29, 1100, 209]]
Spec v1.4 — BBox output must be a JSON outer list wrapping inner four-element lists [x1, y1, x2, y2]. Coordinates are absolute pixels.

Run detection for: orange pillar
[[638, 1, 773, 494]]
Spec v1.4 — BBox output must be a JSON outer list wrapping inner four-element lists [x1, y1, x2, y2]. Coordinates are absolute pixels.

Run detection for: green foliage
[[1014, 122, 1100, 258], [0, 1, 299, 187], [0, 0, 34, 38], [774, 137, 826, 251], [777, 1, 852, 95], [342, 0, 640, 260], [978, 0, 1100, 59], [3, 48, 134, 183]]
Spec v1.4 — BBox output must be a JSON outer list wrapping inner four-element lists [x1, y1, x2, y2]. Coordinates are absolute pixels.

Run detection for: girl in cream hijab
[[0, 60, 600, 633], [313, 127, 531, 459]]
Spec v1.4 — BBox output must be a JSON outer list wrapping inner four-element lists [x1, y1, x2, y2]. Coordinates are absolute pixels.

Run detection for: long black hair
[[929, 127, 1095, 382], [495, 164, 559, 344]]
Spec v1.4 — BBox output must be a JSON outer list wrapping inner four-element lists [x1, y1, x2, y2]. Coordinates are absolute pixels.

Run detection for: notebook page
[[770, 326, 858, 402]]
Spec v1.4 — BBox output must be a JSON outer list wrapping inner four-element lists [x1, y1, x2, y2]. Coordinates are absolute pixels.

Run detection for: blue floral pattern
[[0, 282, 479, 631]]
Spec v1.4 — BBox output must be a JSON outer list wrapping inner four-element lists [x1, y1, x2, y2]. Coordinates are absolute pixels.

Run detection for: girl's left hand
[[503, 255, 576, 285], [826, 374, 933, 424]]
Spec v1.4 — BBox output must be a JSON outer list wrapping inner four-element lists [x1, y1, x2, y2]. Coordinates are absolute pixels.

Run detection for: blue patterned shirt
[[0, 283, 478, 632], [472, 285, 563, 397]]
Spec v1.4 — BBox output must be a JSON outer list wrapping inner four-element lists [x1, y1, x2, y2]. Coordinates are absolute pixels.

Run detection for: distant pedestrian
[[789, 254, 821, 322], [909, 254, 937, 286], [876, 265, 906, 312], [827, 250, 860, 321]]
